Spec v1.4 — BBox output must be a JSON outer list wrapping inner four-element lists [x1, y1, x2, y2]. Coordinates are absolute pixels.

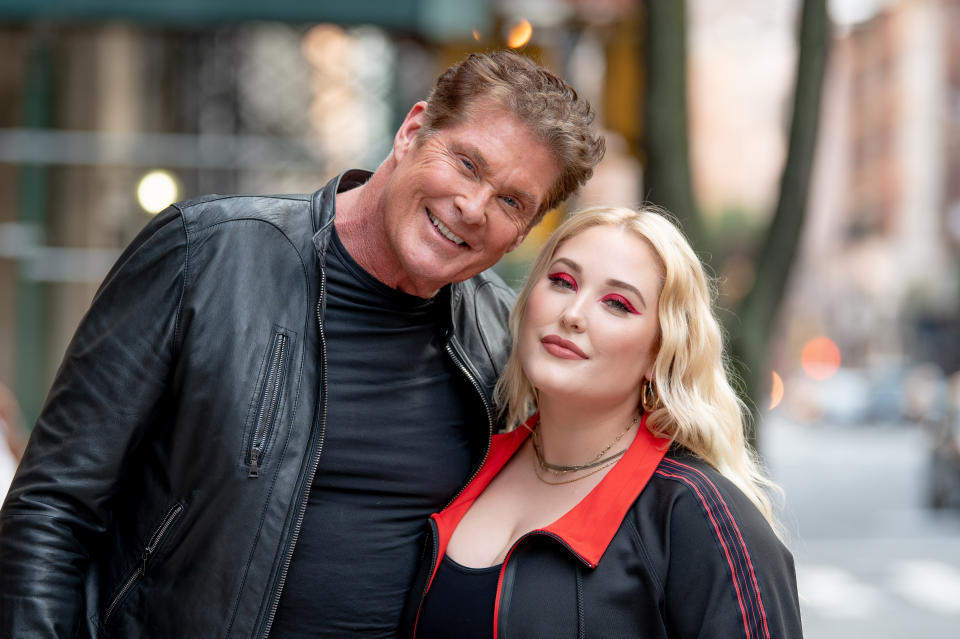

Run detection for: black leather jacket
[[0, 170, 516, 638]]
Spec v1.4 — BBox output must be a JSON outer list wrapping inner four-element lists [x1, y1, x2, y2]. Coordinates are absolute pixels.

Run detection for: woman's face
[[518, 224, 663, 409]]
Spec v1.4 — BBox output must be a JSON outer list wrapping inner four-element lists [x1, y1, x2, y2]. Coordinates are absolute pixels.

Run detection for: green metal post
[[16, 27, 53, 430]]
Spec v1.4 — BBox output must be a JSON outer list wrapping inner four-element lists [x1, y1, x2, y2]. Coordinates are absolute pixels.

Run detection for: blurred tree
[[642, 0, 830, 444]]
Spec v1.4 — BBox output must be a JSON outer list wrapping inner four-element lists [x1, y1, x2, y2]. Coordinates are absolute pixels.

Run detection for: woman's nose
[[560, 299, 586, 332]]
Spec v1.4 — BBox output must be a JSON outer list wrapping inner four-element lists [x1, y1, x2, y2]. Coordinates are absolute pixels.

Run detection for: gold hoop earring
[[641, 380, 660, 413]]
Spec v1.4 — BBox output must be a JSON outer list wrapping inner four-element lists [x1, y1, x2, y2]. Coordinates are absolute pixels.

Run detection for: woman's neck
[[535, 398, 641, 468]]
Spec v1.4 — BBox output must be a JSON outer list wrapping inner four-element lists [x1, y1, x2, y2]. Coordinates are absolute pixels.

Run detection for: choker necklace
[[531, 415, 639, 485]]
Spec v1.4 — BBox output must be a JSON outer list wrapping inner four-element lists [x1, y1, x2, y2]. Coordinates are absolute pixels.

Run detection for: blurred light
[[801, 337, 842, 381], [507, 19, 533, 49], [137, 170, 179, 215], [770, 371, 784, 410], [828, 0, 889, 28], [302, 24, 347, 69], [472, 29, 482, 42]]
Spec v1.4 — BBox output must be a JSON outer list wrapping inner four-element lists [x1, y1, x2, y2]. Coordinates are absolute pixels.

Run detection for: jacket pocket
[[101, 501, 186, 628], [244, 327, 293, 478]]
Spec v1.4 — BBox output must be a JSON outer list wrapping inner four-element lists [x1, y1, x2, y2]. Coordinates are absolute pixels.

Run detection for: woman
[[404, 206, 803, 638]]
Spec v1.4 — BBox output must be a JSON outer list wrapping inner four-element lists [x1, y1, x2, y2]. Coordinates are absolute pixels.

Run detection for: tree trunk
[[728, 0, 830, 437], [642, 0, 704, 249], [642, 0, 831, 446]]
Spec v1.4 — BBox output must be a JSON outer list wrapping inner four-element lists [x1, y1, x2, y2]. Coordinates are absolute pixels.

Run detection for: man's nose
[[457, 183, 494, 225]]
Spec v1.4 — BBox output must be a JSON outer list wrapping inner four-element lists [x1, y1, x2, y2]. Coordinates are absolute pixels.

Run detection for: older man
[[0, 51, 604, 637]]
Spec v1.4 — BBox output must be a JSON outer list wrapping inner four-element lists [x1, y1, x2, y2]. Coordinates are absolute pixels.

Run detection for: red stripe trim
[[662, 459, 772, 639], [656, 459, 771, 639]]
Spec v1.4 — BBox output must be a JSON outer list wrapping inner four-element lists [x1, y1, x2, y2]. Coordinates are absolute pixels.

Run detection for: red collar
[[432, 413, 671, 568]]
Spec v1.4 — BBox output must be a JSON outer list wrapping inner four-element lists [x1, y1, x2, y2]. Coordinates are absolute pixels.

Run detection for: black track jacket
[[405, 414, 804, 638]]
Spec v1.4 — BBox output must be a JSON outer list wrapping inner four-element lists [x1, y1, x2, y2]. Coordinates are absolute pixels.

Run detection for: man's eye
[[460, 158, 476, 173]]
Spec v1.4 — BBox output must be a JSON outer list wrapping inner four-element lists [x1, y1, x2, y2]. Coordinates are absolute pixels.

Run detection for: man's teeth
[[429, 212, 466, 246]]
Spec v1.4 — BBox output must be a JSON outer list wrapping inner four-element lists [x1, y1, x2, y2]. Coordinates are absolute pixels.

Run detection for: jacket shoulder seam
[[622, 515, 665, 597], [172, 208, 190, 355]]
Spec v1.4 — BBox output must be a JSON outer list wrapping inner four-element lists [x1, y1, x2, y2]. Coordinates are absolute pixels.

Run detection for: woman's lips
[[541, 335, 588, 360]]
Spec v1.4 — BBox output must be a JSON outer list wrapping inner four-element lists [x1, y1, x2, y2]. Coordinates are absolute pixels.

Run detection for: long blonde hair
[[495, 205, 781, 529]]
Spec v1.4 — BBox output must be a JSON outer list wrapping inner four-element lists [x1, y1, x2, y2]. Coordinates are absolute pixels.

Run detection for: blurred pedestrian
[[0, 51, 605, 637], [0, 383, 26, 505]]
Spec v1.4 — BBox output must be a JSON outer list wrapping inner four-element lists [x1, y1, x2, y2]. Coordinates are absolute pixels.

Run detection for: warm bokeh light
[[472, 29, 481, 42], [800, 337, 842, 381], [136, 170, 180, 215], [302, 24, 346, 69], [507, 19, 533, 49], [770, 371, 784, 410]]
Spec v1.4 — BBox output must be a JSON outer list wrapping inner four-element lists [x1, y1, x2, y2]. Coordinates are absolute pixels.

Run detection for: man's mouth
[[428, 210, 466, 246]]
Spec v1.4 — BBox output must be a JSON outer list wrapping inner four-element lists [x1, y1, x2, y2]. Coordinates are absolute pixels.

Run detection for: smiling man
[[0, 52, 604, 638]]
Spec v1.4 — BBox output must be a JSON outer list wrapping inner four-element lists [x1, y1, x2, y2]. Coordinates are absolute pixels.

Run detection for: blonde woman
[[404, 206, 802, 638]]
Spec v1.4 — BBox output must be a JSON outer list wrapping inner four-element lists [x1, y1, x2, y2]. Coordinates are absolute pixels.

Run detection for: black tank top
[[417, 555, 502, 638]]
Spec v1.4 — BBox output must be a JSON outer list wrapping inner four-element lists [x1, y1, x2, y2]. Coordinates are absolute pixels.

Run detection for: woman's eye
[[547, 272, 577, 291], [502, 195, 519, 209], [601, 294, 639, 315]]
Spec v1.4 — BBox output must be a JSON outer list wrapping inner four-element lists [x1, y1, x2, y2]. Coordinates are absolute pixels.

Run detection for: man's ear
[[393, 101, 428, 161]]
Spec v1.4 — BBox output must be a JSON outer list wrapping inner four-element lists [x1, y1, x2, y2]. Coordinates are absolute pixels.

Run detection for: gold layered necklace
[[531, 415, 639, 485]]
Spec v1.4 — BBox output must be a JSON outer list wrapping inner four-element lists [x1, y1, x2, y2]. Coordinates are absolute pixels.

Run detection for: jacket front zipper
[[259, 272, 329, 639], [102, 502, 185, 627], [411, 343, 498, 637], [443, 339, 494, 508], [249, 331, 289, 478]]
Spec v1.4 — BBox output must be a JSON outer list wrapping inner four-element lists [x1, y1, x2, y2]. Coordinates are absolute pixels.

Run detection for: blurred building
[[776, 0, 960, 393]]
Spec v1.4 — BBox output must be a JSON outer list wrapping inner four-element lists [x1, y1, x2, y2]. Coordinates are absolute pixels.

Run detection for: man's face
[[381, 102, 560, 298]]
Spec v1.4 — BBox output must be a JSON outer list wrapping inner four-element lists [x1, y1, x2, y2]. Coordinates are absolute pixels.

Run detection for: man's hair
[[422, 51, 605, 224]]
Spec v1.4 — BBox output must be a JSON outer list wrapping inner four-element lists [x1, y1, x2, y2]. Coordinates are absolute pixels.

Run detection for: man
[[0, 51, 604, 637]]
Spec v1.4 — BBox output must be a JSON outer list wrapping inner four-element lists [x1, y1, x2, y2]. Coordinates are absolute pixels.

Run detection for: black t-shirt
[[269, 229, 487, 637]]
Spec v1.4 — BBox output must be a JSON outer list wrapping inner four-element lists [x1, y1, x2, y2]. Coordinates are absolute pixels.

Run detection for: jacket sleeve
[[662, 468, 804, 639], [0, 205, 189, 637]]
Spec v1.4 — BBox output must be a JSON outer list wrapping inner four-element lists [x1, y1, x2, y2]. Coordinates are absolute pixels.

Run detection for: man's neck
[[334, 171, 417, 294]]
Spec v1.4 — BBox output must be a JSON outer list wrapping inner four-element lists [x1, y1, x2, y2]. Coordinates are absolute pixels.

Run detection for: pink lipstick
[[541, 335, 588, 360]]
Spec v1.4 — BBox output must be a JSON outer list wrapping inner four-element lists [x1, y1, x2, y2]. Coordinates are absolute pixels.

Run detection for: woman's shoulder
[[633, 446, 789, 558], [625, 447, 802, 637]]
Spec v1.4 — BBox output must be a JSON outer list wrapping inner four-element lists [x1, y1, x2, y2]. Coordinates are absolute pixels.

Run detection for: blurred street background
[[1, 1, 959, 636]]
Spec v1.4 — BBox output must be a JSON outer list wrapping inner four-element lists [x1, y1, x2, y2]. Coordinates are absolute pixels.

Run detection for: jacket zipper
[[442, 339, 494, 508], [102, 502, 185, 627], [407, 340, 501, 636], [410, 518, 442, 638], [493, 530, 594, 639], [249, 331, 289, 478], [259, 271, 329, 638]]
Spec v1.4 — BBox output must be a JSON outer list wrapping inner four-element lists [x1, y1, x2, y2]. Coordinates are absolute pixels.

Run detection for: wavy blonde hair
[[495, 205, 781, 529]]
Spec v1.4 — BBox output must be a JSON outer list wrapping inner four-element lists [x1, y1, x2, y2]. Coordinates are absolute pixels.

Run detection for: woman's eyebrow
[[605, 278, 647, 310], [550, 257, 581, 272]]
